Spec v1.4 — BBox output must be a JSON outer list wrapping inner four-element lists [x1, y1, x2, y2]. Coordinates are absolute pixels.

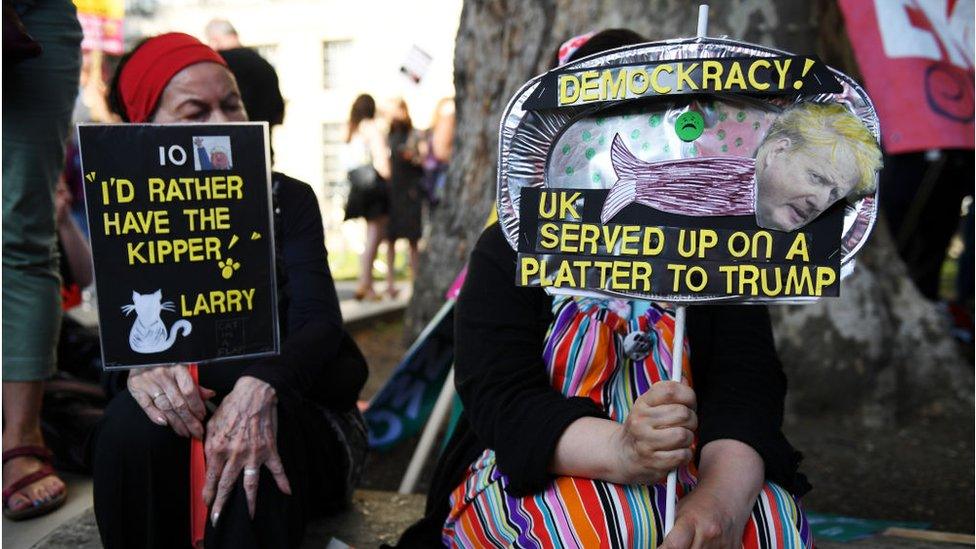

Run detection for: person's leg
[[204, 396, 365, 548], [356, 217, 385, 299], [740, 482, 813, 548], [958, 201, 974, 304], [91, 390, 191, 549], [907, 151, 972, 299], [386, 237, 398, 297], [445, 454, 667, 547], [2, 0, 82, 513], [2, 382, 64, 510]]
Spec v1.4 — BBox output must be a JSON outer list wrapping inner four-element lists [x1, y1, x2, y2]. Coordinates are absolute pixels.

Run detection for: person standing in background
[[2, 0, 82, 520], [343, 94, 392, 301], [421, 97, 454, 209], [206, 18, 285, 130], [384, 98, 423, 297]]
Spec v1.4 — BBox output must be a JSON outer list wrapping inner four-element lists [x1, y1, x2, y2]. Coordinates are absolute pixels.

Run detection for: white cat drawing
[[121, 290, 192, 354]]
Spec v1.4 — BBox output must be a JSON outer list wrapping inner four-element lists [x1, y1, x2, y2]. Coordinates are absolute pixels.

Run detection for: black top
[[198, 173, 367, 410], [386, 127, 424, 242], [218, 47, 285, 127], [393, 223, 808, 547]]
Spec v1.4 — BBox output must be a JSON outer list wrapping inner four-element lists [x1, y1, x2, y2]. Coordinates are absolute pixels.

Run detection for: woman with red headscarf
[[89, 33, 367, 549]]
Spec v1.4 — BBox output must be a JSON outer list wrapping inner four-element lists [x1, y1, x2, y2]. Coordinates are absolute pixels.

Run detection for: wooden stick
[[883, 527, 975, 545], [663, 305, 688, 535]]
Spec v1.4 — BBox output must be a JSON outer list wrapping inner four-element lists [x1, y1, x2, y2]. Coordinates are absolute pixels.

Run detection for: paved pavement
[[7, 282, 971, 548], [27, 490, 973, 549]]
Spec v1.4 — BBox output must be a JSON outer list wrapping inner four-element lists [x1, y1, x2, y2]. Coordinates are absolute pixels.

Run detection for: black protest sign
[[78, 123, 279, 369], [523, 55, 841, 110], [516, 187, 843, 301]]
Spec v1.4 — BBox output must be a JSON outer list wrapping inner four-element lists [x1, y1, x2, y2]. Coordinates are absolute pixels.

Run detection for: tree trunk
[[407, 0, 972, 426]]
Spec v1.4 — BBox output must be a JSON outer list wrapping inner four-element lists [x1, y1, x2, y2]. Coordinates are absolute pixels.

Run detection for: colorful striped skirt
[[444, 297, 813, 548]]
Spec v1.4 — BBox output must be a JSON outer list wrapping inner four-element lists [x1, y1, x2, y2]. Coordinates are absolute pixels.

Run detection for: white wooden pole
[[697, 4, 709, 37], [663, 305, 688, 535], [398, 368, 456, 494], [663, 4, 708, 535]]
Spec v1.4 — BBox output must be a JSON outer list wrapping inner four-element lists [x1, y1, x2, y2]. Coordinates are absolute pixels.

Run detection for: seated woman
[[395, 30, 812, 549], [89, 33, 367, 549]]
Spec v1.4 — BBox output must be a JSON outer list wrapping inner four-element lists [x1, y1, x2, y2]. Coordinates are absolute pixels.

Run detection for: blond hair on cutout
[[762, 103, 882, 196]]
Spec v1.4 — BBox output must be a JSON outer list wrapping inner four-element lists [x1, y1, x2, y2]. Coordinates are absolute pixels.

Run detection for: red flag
[[839, 0, 974, 154]]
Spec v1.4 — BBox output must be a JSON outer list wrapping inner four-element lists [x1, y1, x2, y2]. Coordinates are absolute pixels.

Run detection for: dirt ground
[[785, 416, 974, 533], [351, 318, 974, 535]]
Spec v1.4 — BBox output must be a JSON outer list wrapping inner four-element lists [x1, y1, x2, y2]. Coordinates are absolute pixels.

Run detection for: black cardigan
[[393, 223, 808, 548], [196, 173, 367, 410]]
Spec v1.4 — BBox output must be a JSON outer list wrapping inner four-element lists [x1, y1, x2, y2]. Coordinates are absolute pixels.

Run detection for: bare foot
[[2, 434, 65, 512]]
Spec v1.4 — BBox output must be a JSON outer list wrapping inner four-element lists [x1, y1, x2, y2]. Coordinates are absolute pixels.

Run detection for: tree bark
[[407, 0, 972, 426]]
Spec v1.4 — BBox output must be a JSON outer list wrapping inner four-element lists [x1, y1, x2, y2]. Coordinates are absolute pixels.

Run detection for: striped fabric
[[444, 296, 813, 548]]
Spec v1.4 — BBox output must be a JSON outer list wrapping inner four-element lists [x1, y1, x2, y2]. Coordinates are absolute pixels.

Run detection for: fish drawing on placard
[[601, 133, 755, 224]]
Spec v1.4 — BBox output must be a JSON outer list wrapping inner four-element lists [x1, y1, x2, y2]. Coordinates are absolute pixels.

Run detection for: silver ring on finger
[[151, 391, 165, 399], [243, 468, 259, 476]]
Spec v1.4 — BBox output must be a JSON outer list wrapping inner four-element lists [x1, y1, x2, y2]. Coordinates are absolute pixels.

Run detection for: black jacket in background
[[219, 47, 285, 127]]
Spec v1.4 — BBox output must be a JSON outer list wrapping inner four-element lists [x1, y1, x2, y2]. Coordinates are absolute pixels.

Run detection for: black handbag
[[343, 164, 385, 220]]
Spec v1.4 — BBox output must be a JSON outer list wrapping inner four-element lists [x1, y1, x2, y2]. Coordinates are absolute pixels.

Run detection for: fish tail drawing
[[603, 133, 757, 219], [601, 134, 645, 224]]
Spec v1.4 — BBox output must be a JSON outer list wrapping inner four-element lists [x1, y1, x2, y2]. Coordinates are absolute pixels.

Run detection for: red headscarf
[[119, 32, 228, 123]]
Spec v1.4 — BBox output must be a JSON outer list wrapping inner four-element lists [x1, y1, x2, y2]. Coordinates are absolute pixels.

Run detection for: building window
[[322, 40, 352, 89], [252, 44, 279, 69], [322, 122, 347, 198]]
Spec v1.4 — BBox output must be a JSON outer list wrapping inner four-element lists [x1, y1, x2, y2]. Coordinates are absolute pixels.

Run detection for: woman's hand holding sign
[[552, 380, 697, 485], [611, 380, 697, 484], [128, 364, 215, 438], [202, 376, 292, 523]]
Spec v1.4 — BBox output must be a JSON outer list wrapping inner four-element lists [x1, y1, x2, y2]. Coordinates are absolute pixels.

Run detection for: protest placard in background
[[74, 0, 125, 55], [839, 0, 974, 154], [78, 123, 279, 369]]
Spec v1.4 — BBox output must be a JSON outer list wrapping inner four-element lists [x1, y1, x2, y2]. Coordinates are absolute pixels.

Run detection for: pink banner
[[78, 12, 123, 55], [839, 0, 974, 153]]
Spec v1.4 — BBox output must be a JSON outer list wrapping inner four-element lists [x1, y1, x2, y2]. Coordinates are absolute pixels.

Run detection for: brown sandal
[[354, 287, 380, 301], [2, 445, 67, 520]]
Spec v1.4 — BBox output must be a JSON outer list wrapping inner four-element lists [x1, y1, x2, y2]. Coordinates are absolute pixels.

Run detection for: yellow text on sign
[[558, 58, 800, 105]]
